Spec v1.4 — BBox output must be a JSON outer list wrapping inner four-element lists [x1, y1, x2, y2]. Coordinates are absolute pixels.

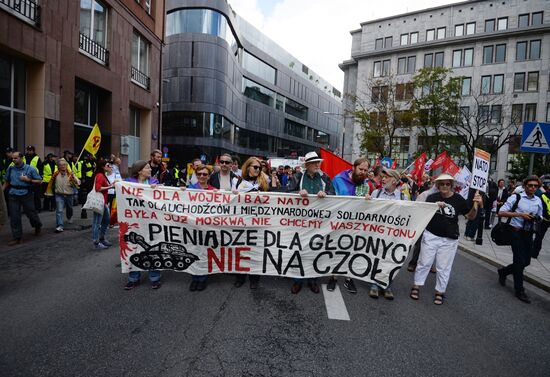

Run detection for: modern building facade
[[0, 0, 165, 171], [163, 0, 343, 164], [341, 0, 550, 178]]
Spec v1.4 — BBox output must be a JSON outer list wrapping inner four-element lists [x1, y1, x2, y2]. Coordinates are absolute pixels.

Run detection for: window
[[407, 56, 416, 73], [466, 22, 476, 35], [485, 19, 495, 32], [382, 59, 390, 76], [243, 51, 276, 85], [527, 72, 539, 91], [437, 27, 446, 39], [396, 84, 405, 100], [79, 0, 109, 64], [384, 36, 392, 48], [371, 87, 380, 103], [372, 86, 389, 103], [400, 34, 408, 45], [434, 52, 444, 67], [284, 119, 306, 139], [426, 29, 435, 41], [410, 32, 418, 44], [518, 14, 529, 28], [481, 76, 491, 94], [452, 50, 462, 67], [460, 106, 470, 122], [529, 40, 541, 59], [461, 77, 471, 96], [424, 53, 433, 68], [516, 41, 527, 60], [129, 106, 140, 137], [285, 98, 308, 121], [493, 74, 504, 94], [479, 105, 490, 123], [373, 61, 381, 77], [514, 73, 525, 91], [495, 44, 506, 63], [0, 55, 26, 152], [483, 46, 493, 64], [497, 17, 508, 30], [397, 58, 406, 74], [464, 48, 473, 66], [144, 0, 151, 14], [455, 24, 464, 37], [532, 12, 543, 26], [131, 32, 150, 81], [525, 104, 537, 121], [491, 105, 502, 124], [511, 104, 523, 124], [242, 77, 277, 108], [375, 38, 383, 50]]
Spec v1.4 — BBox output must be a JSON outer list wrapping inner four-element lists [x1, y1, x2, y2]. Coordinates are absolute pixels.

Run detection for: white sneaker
[[55, 226, 64, 233], [66, 218, 73, 224]]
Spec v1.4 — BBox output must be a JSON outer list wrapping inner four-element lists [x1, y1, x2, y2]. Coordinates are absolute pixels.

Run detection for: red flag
[[410, 153, 427, 185], [430, 151, 449, 170], [319, 148, 352, 179], [442, 159, 460, 177], [391, 160, 397, 169]]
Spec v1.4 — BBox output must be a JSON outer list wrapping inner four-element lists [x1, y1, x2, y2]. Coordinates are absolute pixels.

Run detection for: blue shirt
[[500, 192, 543, 230], [4, 164, 42, 196]]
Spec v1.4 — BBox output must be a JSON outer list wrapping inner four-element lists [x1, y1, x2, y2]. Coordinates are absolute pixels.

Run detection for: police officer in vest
[[80, 154, 96, 219], [533, 180, 550, 258], [24, 145, 43, 212], [69, 154, 81, 206], [42, 153, 58, 211]]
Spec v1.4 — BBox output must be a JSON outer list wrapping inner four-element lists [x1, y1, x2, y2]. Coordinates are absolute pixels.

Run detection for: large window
[[529, 40, 541, 59], [532, 12, 543, 26], [464, 48, 474, 66], [243, 51, 276, 85], [285, 98, 308, 121], [166, 9, 238, 52], [493, 75, 504, 94], [518, 14, 529, 28], [485, 19, 495, 32], [410, 32, 418, 44], [375, 38, 383, 50], [516, 40, 540, 60], [284, 119, 306, 139], [80, 0, 108, 47], [466, 22, 476, 35], [426, 29, 435, 41], [483, 46, 493, 64], [242, 77, 276, 108], [382, 59, 390, 76], [525, 104, 537, 121], [455, 24, 464, 37], [452, 50, 462, 67], [461, 77, 471, 96], [481, 76, 491, 95], [495, 44, 506, 63], [373, 61, 381, 77], [514, 73, 525, 91], [0, 55, 26, 152], [527, 72, 539, 91], [434, 52, 444, 67], [131, 32, 150, 88], [497, 17, 508, 30], [437, 27, 446, 40]]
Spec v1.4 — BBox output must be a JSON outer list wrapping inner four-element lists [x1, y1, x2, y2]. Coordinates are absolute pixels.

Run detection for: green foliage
[[508, 153, 550, 180]]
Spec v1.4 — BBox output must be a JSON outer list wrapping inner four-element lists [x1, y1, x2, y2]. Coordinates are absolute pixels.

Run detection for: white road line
[[321, 284, 350, 321]]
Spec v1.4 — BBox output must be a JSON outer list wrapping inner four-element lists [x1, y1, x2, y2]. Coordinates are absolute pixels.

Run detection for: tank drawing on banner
[[124, 232, 199, 271]]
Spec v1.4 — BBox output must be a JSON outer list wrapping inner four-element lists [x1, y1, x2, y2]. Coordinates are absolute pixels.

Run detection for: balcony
[[0, 0, 40, 25], [79, 32, 109, 66], [131, 66, 150, 90]]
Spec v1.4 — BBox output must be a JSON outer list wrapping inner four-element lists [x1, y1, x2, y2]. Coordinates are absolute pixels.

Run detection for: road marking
[[321, 284, 350, 321]]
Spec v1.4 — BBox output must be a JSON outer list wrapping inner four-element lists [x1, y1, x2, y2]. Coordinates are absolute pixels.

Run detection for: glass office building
[[163, 0, 343, 164]]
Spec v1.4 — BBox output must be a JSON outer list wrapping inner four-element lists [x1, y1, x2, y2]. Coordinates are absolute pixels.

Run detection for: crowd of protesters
[[1, 146, 548, 304]]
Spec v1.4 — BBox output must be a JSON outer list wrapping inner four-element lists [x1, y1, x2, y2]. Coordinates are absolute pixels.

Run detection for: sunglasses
[[196, 172, 209, 177], [219, 160, 232, 165], [526, 183, 540, 188], [251, 166, 261, 170], [438, 182, 452, 187]]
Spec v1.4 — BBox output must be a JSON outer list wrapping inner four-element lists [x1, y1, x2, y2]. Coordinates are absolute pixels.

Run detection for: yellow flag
[[84, 124, 102, 155]]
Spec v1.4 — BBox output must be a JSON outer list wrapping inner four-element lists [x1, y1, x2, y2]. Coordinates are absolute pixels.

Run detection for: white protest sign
[[116, 182, 438, 288], [455, 166, 472, 200], [470, 148, 490, 193]]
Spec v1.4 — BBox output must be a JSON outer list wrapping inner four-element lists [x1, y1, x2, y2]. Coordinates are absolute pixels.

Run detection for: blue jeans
[[192, 275, 207, 282], [92, 204, 110, 242], [129, 270, 161, 283], [55, 194, 73, 228]]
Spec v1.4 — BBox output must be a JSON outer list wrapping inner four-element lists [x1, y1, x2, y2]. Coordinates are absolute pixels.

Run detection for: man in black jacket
[[484, 179, 499, 229], [209, 153, 237, 190]]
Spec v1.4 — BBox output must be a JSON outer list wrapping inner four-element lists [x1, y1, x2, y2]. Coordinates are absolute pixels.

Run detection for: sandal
[[434, 293, 444, 305], [410, 287, 419, 300]]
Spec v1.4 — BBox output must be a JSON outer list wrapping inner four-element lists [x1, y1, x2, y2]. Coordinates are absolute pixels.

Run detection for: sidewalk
[[458, 217, 550, 293], [0, 204, 93, 253]]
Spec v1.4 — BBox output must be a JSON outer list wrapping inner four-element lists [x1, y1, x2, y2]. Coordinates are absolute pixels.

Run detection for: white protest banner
[[116, 182, 438, 288], [470, 148, 491, 193]]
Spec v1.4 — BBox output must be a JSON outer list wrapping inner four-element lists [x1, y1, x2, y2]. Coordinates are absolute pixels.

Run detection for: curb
[[458, 244, 550, 294]]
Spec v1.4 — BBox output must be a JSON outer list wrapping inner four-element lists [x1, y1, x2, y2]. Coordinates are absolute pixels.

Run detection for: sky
[[228, 0, 459, 92]]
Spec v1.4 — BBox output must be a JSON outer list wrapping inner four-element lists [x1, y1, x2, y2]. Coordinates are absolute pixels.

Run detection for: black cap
[[5, 147, 13, 153], [26, 145, 35, 151]]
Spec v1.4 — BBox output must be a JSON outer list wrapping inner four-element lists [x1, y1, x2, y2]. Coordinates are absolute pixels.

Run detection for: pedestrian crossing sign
[[520, 122, 550, 153]]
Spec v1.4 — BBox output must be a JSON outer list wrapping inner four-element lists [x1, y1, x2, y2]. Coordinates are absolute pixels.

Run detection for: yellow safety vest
[[73, 161, 82, 179], [42, 163, 58, 183], [85, 162, 94, 178], [29, 155, 39, 173], [542, 194, 550, 221], [174, 168, 180, 179]]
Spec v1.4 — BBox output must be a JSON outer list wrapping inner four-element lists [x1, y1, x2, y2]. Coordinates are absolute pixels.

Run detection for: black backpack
[[491, 194, 521, 246]]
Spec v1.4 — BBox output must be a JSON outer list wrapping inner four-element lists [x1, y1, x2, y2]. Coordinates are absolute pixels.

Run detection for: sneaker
[[66, 218, 73, 224], [327, 277, 337, 291], [189, 281, 198, 291], [94, 242, 109, 250], [515, 291, 531, 304], [100, 239, 112, 247], [344, 278, 357, 294], [151, 281, 162, 290], [124, 281, 139, 290], [55, 226, 64, 233], [383, 289, 394, 300], [196, 281, 207, 291], [498, 268, 506, 287], [308, 280, 320, 294]]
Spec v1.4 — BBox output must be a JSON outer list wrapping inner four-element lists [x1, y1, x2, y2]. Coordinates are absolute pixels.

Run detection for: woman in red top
[[92, 160, 115, 249]]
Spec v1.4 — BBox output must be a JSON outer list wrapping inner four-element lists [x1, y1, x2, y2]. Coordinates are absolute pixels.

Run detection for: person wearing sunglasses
[[232, 157, 270, 289], [209, 153, 238, 191], [411, 173, 482, 305], [497, 175, 543, 304]]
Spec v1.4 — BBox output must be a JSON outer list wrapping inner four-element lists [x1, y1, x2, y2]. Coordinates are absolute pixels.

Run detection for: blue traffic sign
[[520, 122, 550, 153], [380, 157, 393, 168]]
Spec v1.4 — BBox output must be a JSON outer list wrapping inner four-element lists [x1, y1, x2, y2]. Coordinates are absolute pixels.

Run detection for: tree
[[409, 67, 461, 158], [508, 153, 550, 179], [347, 74, 414, 159]]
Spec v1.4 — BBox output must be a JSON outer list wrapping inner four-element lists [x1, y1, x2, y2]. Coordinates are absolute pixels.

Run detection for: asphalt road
[[0, 229, 549, 377]]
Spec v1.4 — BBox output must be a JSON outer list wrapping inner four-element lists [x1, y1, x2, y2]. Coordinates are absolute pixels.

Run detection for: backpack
[[491, 194, 521, 246]]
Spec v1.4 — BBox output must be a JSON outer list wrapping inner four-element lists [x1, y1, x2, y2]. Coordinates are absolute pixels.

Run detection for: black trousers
[[500, 231, 533, 293], [8, 192, 42, 240], [533, 221, 549, 258]]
